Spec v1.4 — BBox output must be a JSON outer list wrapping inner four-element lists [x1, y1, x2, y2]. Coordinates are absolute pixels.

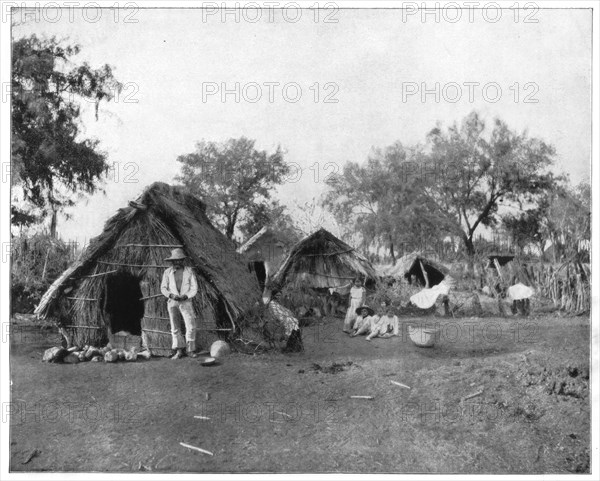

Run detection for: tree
[[176, 137, 290, 240], [12, 35, 122, 236], [502, 180, 590, 261], [238, 199, 301, 244], [502, 209, 545, 255], [323, 142, 442, 263], [418, 112, 558, 256]]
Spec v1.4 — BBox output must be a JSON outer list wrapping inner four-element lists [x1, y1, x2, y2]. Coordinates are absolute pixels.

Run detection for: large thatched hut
[[272, 228, 378, 291], [34, 182, 263, 356], [237, 226, 298, 291]]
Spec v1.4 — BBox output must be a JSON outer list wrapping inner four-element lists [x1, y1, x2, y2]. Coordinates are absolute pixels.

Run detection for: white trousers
[[167, 300, 197, 350]]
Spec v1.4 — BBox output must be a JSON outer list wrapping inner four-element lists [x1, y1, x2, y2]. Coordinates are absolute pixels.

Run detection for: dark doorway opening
[[250, 261, 267, 291], [104, 272, 143, 335], [405, 260, 445, 287]]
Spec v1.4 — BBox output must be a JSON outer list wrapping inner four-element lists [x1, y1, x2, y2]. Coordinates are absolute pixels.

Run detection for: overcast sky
[[13, 6, 592, 245]]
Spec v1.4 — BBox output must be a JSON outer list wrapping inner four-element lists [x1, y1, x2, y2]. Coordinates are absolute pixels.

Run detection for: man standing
[[161, 248, 198, 359]]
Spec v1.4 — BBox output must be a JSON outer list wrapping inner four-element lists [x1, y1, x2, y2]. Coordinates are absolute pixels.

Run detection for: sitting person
[[366, 300, 399, 341], [351, 305, 376, 337], [263, 285, 303, 352]]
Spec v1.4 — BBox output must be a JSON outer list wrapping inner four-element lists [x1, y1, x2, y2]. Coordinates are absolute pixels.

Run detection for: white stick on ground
[[193, 416, 210, 420], [350, 396, 374, 399], [275, 411, 292, 418], [180, 442, 214, 456], [463, 390, 484, 401], [390, 381, 411, 389]]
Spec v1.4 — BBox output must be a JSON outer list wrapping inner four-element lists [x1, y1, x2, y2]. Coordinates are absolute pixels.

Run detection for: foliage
[[238, 199, 301, 243], [11, 233, 73, 313], [503, 181, 591, 261], [418, 112, 559, 255], [323, 142, 440, 263], [323, 112, 561, 259], [11, 35, 122, 235], [176, 137, 291, 240], [502, 210, 545, 255]]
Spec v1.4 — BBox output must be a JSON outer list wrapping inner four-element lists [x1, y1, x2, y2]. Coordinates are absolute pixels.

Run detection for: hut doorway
[[405, 261, 445, 288], [250, 261, 267, 291], [104, 272, 143, 335]]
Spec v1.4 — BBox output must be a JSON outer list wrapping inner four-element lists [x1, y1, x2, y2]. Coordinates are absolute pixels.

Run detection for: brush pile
[[535, 261, 590, 313]]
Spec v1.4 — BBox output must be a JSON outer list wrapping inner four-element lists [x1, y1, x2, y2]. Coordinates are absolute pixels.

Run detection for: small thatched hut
[[34, 182, 263, 356], [486, 254, 535, 287], [237, 226, 298, 291], [383, 252, 450, 287], [272, 228, 378, 291]]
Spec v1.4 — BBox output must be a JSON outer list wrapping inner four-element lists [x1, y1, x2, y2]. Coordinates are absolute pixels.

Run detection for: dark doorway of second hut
[[250, 261, 267, 291], [104, 272, 143, 335], [405, 261, 445, 288]]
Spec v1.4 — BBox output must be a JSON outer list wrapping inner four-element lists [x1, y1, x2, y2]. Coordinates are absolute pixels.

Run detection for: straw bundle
[[535, 261, 590, 313]]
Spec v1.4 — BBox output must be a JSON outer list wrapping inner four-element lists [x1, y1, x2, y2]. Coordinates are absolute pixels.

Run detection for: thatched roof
[[35, 182, 262, 320], [379, 252, 450, 288], [238, 226, 271, 255], [487, 254, 516, 267], [382, 252, 450, 278], [271, 228, 378, 289], [237, 226, 292, 258]]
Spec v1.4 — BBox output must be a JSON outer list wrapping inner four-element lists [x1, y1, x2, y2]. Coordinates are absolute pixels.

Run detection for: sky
[[12, 5, 593, 246]]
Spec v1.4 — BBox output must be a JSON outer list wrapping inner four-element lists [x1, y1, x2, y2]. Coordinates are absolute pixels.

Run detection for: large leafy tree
[[418, 112, 558, 256], [176, 137, 291, 240], [12, 35, 122, 236], [323, 142, 441, 263]]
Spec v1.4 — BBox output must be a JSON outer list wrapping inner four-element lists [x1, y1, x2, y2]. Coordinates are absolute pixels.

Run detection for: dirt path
[[9, 314, 590, 473]]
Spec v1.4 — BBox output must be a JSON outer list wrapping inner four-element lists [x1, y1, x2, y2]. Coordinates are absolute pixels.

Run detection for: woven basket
[[408, 326, 438, 348]]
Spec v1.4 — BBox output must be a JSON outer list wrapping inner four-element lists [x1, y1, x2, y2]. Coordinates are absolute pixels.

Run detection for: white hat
[[165, 248, 187, 261]]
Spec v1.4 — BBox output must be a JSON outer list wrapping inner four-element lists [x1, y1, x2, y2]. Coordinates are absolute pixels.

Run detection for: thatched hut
[[383, 252, 450, 288], [272, 228, 378, 290], [237, 226, 298, 291], [34, 182, 263, 356]]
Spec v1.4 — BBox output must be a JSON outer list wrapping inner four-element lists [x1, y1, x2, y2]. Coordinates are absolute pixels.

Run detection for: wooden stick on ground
[[180, 442, 214, 456], [463, 390, 484, 401], [193, 416, 210, 420], [350, 395, 374, 400], [390, 381, 411, 389]]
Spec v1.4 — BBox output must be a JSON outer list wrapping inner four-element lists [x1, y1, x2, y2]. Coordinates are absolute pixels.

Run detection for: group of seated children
[[347, 300, 400, 341], [340, 277, 400, 341]]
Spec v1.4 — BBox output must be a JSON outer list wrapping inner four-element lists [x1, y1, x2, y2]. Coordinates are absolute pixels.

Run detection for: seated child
[[351, 306, 376, 337], [366, 300, 399, 341]]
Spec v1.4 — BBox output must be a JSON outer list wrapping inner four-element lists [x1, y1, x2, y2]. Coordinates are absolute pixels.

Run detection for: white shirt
[[354, 314, 376, 331], [375, 314, 400, 336], [161, 266, 198, 301]]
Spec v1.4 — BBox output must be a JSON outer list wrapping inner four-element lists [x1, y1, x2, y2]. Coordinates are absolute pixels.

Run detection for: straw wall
[[63, 212, 225, 355]]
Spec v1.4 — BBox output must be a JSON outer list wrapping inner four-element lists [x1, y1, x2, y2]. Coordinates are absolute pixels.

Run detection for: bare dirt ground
[[9, 312, 590, 473]]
